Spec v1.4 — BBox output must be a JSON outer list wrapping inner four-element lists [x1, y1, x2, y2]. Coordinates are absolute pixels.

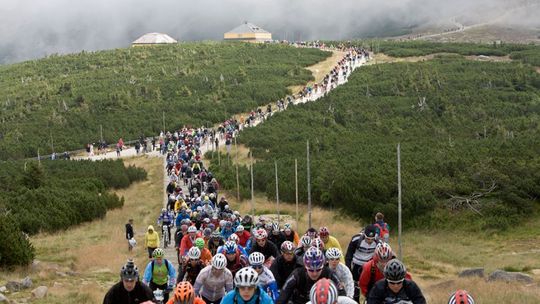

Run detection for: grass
[[0, 156, 164, 303], [288, 50, 346, 94]]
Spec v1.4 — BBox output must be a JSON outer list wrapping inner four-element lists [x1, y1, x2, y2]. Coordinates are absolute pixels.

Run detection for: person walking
[[126, 219, 135, 252]]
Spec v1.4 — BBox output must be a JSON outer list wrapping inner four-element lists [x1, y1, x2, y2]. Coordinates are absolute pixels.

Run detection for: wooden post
[[100, 124, 103, 143], [295, 158, 299, 231], [275, 160, 280, 223], [162, 111, 166, 133], [250, 153, 254, 216], [397, 143, 403, 261], [235, 138, 240, 202], [307, 140, 312, 228]]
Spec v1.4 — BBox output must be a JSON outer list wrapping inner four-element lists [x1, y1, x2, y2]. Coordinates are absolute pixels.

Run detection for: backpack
[[373, 222, 389, 240]]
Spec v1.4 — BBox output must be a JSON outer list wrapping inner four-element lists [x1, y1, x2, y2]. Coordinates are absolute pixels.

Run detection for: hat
[[364, 225, 377, 238]]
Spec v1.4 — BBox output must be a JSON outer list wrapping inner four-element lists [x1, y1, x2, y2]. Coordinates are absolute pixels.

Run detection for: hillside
[[0, 42, 330, 160], [215, 44, 540, 230]]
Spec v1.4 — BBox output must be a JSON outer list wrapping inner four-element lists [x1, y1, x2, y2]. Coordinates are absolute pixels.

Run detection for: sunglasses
[[252, 265, 263, 269], [307, 268, 323, 273], [387, 280, 404, 285]]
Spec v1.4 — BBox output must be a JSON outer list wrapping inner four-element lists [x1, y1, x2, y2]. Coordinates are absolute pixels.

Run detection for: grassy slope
[[0, 42, 330, 159]]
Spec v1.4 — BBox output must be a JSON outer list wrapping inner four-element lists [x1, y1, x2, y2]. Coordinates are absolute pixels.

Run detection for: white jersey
[[332, 263, 354, 298], [258, 266, 276, 287], [193, 265, 233, 301]]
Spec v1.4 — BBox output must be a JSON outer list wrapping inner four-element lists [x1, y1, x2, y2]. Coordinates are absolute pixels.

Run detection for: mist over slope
[[1, 0, 539, 64]]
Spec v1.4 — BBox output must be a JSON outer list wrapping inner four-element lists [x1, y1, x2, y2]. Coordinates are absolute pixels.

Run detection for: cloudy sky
[[0, 0, 538, 64]]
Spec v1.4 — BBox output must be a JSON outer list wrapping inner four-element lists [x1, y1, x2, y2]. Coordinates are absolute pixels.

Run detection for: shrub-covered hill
[[0, 159, 146, 267], [0, 42, 330, 160], [215, 52, 540, 230]]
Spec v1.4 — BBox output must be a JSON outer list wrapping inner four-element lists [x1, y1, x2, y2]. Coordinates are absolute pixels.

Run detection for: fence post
[[275, 160, 280, 223], [250, 153, 254, 216], [295, 158, 299, 231], [397, 143, 403, 261]]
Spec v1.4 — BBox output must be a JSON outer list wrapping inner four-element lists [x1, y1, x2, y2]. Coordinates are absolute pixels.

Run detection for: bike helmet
[[248, 252, 265, 266], [384, 259, 407, 283], [236, 225, 245, 232], [374, 243, 393, 263], [211, 231, 221, 240], [254, 229, 268, 240], [120, 259, 139, 281], [281, 241, 295, 254], [283, 223, 292, 231], [219, 220, 226, 228], [272, 222, 280, 232], [162, 208, 167, 213], [319, 227, 330, 237], [303, 247, 325, 271], [187, 226, 198, 233], [224, 241, 238, 254], [211, 253, 227, 270], [194, 238, 205, 249], [309, 278, 338, 304], [311, 237, 325, 250], [203, 228, 212, 237], [325, 247, 342, 260], [228, 233, 240, 243], [152, 248, 165, 259], [265, 223, 273, 230], [188, 246, 201, 259], [448, 290, 475, 304], [173, 281, 195, 304], [300, 235, 312, 248], [234, 267, 259, 287]]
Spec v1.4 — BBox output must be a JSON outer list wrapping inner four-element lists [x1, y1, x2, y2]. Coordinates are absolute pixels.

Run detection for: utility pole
[[307, 140, 312, 228], [235, 137, 240, 202], [162, 111, 166, 133], [397, 143, 403, 261], [250, 153, 255, 216], [295, 158, 299, 231], [275, 160, 280, 223]]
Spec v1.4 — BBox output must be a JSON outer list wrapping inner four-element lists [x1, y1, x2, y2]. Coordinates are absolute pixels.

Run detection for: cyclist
[[319, 227, 344, 263], [235, 225, 251, 248], [295, 235, 312, 261], [177, 247, 205, 285], [325, 248, 354, 299], [222, 240, 249, 276], [276, 247, 345, 304], [228, 233, 248, 257], [306, 278, 357, 304], [221, 267, 273, 304], [448, 290, 475, 304], [270, 241, 303, 288], [268, 222, 286, 249], [145, 225, 160, 259], [249, 229, 279, 266], [345, 225, 380, 302], [360, 243, 407, 298], [208, 231, 224, 256], [103, 259, 154, 304], [166, 281, 205, 304], [180, 226, 200, 256], [246, 252, 278, 301], [158, 208, 174, 247], [143, 248, 177, 303], [194, 238, 212, 265], [283, 223, 300, 245], [193, 253, 233, 304], [366, 259, 426, 304]]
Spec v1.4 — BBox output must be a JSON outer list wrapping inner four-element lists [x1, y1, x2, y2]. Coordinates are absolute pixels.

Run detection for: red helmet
[[319, 227, 330, 237], [309, 278, 338, 304], [374, 243, 393, 263], [448, 290, 475, 304]]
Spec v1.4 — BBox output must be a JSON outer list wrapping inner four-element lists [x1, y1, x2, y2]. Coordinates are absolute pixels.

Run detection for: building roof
[[132, 33, 177, 44], [225, 22, 270, 34]]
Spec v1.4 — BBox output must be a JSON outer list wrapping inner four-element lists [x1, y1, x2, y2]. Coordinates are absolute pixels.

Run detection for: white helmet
[[187, 226, 198, 233], [188, 246, 201, 259], [325, 247, 342, 260], [236, 225, 245, 232], [248, 252, 265, 266], [211, 253, 227, 270], [234, 267, 259, 287], [254, 229, 267, 240], [300, 235, 312, 248], [228, 233, 240, 243]]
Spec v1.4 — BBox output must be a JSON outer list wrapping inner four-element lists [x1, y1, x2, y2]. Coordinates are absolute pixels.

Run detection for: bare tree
[[446, 181, 497, 215]]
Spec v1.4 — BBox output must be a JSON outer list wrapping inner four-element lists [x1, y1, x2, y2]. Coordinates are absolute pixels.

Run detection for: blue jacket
[[220, 286, 273, 304], [158, 212, 174, 225], [176, 212, 190, 226]]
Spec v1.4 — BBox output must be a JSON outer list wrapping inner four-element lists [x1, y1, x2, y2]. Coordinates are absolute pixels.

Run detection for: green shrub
[[0, 212, 35, 268]]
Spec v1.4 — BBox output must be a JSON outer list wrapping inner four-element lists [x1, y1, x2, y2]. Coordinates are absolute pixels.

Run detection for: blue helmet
[[303, 247, 325, 271], [224, 241, 237, 254]]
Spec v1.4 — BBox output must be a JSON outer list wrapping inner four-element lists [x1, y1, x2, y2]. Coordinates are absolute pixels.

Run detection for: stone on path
[[487, 270, 534, 284], [31, 286, 48, 299], [459, 268, 484, 278]]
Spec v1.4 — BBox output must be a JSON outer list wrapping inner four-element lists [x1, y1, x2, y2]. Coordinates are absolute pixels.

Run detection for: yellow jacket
[[324, 235, 345, 263], [144, 225, 160, 248]]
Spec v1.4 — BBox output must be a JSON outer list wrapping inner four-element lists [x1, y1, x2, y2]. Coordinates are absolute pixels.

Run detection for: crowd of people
[[103, 45, 475, 304]]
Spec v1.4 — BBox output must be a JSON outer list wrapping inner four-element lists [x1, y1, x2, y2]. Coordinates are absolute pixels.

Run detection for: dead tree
[[446, 181, 497, 215]]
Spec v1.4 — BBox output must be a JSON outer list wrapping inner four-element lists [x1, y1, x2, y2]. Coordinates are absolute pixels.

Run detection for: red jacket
[[236, 231, 251, 247], [179, 232, 201, 256], [359, 259, 412, 296]]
